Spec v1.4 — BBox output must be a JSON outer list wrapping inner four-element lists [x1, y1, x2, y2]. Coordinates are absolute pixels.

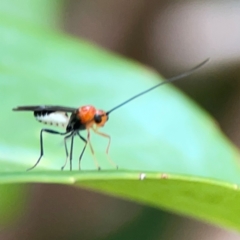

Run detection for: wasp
[[13, 58, 209, 171]]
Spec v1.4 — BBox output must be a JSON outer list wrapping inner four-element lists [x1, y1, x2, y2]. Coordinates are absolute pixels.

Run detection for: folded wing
[[13, 105, 77, 112], [13, 105, 78, 128]]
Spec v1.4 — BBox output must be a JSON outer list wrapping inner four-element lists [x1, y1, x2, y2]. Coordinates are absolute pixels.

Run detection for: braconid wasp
[[13, 58, 209, 171]]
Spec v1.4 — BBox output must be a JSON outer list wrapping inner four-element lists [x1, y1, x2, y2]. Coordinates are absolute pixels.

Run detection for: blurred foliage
[[0, 184, 28, 225], [0, 0, 64, 29]]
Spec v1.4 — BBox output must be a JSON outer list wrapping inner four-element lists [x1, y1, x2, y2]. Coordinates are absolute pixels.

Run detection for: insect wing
[[13, 105, 77, 128], [13, 105, 77, 112]]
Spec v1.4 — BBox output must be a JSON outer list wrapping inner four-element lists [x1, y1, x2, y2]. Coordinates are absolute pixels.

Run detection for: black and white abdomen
[[34, 111, 69, 128]]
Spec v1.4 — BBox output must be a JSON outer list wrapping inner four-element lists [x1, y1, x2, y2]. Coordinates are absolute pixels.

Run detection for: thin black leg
[[77, 132, 87, 170], [69, 134, 75, 171], [27, 128, 68, 171], [61, 132, 74, 171]]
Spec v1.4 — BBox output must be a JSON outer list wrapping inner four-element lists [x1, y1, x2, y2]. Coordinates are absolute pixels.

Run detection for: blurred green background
[[1, 0, 240, 239]]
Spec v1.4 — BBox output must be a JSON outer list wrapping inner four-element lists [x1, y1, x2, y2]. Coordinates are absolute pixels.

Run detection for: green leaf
[[1, 12, 240, 231], [0, 184, 28, 225], [0, 0, 64, 29]]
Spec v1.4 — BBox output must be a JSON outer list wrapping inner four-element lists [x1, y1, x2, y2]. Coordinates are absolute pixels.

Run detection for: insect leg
[[61, 132, 74, 171], [77, 132, 88, 170], [92, 128, 118, 169], [77, 131, 101, 170], [27, 128, 68, 171], [86, 129, 101, 170], [69, 133, 75, 171]]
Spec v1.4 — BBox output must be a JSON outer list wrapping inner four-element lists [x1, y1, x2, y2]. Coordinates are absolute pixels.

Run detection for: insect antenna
[[106, 58, 209, 115]]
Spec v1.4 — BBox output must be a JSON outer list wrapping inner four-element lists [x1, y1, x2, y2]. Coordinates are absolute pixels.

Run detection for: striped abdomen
[[34, 111, 69, 128]]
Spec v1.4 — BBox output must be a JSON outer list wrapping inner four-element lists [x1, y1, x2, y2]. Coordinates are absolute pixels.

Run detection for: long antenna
[[106, 58, 209, 115]]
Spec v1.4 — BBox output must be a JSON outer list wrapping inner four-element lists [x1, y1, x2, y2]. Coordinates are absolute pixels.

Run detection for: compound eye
[[94, 114, 102, 123]]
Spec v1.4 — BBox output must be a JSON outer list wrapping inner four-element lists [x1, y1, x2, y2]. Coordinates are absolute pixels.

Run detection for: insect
[[13, 58, 209, 171]]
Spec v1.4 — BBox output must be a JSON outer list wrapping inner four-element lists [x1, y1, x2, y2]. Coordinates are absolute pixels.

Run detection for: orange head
[[94, 109, 108, 127], [77, 105, 108, 129]]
